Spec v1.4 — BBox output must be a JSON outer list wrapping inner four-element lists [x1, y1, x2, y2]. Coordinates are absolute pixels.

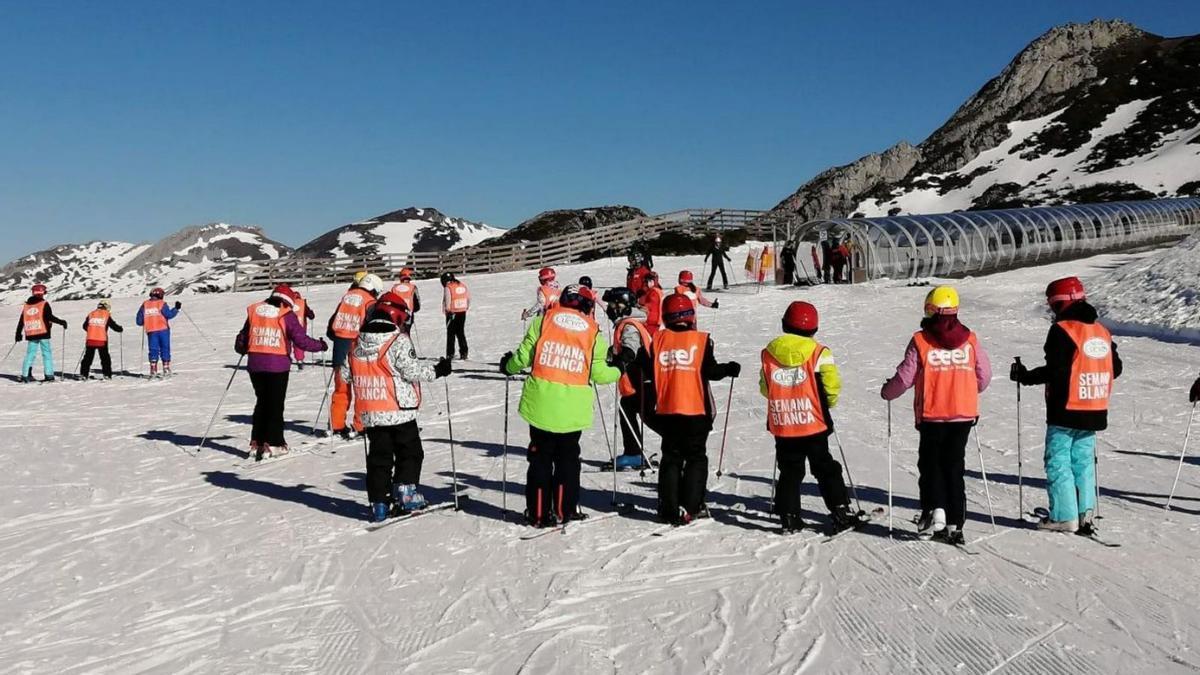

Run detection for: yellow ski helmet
[[923, 286, 960, 317], [352, 270, 368, 285], [98, 299, 112, 310]]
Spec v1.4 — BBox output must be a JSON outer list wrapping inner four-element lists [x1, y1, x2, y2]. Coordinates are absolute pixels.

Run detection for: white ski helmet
[[358, 273, 384, 295]]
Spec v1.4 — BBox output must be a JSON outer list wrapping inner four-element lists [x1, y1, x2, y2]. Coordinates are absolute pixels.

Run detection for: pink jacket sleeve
[[974, 340, 992, 393], [881, 338, 919, 400]]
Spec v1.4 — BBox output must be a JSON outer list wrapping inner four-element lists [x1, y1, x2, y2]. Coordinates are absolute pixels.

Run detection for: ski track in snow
[[2, 250, 1199, 673]]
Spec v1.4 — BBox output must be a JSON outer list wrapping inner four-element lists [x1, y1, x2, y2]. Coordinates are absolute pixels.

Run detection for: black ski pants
[[706, 262, 729, 290], [366, 421, 424, 503], [80, 345, 112, 378], [619, 394, 643, 457], [445, 312, 468, 359], [526, 427, 582, 523], [917, 421, 972, 527], [774, 434, 850, 516], [657, 417, 711, 519], [249, 371, 289, 447]]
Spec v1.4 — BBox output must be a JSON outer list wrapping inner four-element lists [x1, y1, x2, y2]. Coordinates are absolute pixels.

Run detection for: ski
[[1026, 509, 1120, 547], [364, 501, 458, 532], [235, 449, 311, 470], [518, 509, 626, 540], [1076, 530, 1121, 548], [820, 507, 887, 543]]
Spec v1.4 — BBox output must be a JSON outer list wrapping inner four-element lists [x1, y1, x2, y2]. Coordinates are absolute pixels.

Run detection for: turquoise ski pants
[[22, 339, 54, 378], [1044, 425, 1096, 522]]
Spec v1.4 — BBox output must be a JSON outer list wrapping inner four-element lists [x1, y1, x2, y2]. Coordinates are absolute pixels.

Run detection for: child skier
[[327, 273, 382, 439], [603, 286, 654, 470], [577, 276, 606, 320], [343, 291, 452, 522], [80, 300, 124, 379], [15, 283, 68, 382], [235, 284, 328, 459], [675, 270, 718, 312], [649, 293, 740, 525], [290, 289, 316, 368], [521, 267, 560, 320], [881, 286, 991, 544], [389, 267, 422, 318], [441, 272, 470, 360], [638, 271, 664, 336], [502, 284, 621, 527], [136, 287, 180, 378], [759, 301, 861, 533], [1010, 276, 1122, 535]]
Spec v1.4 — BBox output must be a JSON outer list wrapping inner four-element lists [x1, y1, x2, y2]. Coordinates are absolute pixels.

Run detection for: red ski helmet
[[270, 284, 299, 307], [538, 267, 556, 284], [662, 293, 696, 328], [783, 301, 819, 335], [150, 287, 165, 299], [1046, 276, 1086, 312], [398, 267, 415, 281], [557, 284, 594, 315], [30, 283, 47, 297], [372, 291, 413, 331], [678, 270, 694, 285]]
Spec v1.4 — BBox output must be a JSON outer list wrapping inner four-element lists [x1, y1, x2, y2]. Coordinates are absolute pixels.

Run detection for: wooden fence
[[229, 208, 785, 293]]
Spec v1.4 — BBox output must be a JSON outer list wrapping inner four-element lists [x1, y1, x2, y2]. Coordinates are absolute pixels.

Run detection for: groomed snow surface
[[2, 249, 1199, 673]]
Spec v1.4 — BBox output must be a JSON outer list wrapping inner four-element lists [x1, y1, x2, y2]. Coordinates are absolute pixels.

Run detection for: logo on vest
[[770, 366, 807, 386], [658, 346, 698, 368], [1081, 337, 1110, 359], [926, 343, 972, 368], [342, 293, 364, 307], [254, 304, 280, 318], [25, 307, 38, 316], [89, 317, 107, 327], [552, 312, 589, 333]]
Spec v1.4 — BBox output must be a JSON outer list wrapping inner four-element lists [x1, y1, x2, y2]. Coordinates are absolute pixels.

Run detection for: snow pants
[[249, 370, 289, 447], [619, 394, 644, 457], [330, 337, 362, 433], [917, 421, 971, 528], [774, 434, 850, 517], [706, 262, 729, 290], [657, 419, 710, 520], [445, 312, 468, 359], [525, 427, 582, 523], [80, 345, 112, 378], [147, 329, 171, 364], [1044, 425, 1096, 522], [22, 339, 53, 378], [366, 421, 424, 504]]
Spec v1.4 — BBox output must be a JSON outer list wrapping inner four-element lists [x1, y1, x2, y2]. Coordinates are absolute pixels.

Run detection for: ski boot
[[249, 440, 264, 461], [459, 350, 469, 361], [1037, 517, 1078, 533], [393, 484, 428, 513], [149, 362, 159, 379], [1077, 510, 1096, 536], [915, 509, 947, 540], [830, 505, 862, 534], [945, 527, 966, 546], [334, 428, 357, 442], [162, 362, 172, 378], [524, 509, 558, 529], [44, 376, 55, 383], [370, 502, 390, 523], [672, 507, 694, 527], [779, 513, 805, 534], [615, 454, 644, 471]]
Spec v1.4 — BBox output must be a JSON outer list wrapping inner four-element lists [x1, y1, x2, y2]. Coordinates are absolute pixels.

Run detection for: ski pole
[[887, 401, 893, 538], [715, 376, 736, 477], [1166, 402, 1197, 510], [612, 387, 620, 505], [196, 354, 245, 454], [444, 378, 461, 511], [311, 366, 336, 436], [502, 376, 511, 520], [973, 427, 997, 532], [1095, 450, 1101, 519], [832, 429, 864, 514], [140, 331, 145, 376], [769, 459, 778, 513], [119, 331, 125, 375], [60, 328, 67, 380], [590, 384, 618, 507], [0, 341, 16, 369], [1015, 356, 1024, 519], [181, 308, 218, 351]]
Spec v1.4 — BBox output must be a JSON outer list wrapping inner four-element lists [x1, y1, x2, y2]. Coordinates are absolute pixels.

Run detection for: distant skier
[[135, 287, 180, 378], [577, 276, 606, 320], [674, 270, 718, 313], [648, 293, 740, 525], [80, 299, 123, 380], [638, 271, 664, 336], [820, 237, 833, 283], [389, 267, 422, 318], [235, 284, 328, 459], [290, 289, 316, 368], [343, 292, 451, 522], [15, 283, 68, 382], [521, 267, 560, 321], [760, 301, 862, 533], [501, 284, 621, 527], [441, 272, 470, 360], [627, 259, 654, 297], [780, 243, 797, 285], [602, 286, 654, 470], [703, 235, 733, 291], [810, 245, 821, 284], [327, 273, 383, 439], [1010, 277, 1122, 535], [881, 286, 991, 544]]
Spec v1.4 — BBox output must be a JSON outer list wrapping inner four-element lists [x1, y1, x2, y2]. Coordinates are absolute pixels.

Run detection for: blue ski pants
[[1044, 425, 1096, 522], [22, 339, 54, 377], [147, 329, 172, 363]]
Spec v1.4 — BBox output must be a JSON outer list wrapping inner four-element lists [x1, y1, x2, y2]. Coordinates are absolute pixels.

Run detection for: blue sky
[[2, 1, 1197, 257]]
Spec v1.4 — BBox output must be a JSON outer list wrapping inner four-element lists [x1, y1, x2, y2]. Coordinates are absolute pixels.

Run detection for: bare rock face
[[773, 142, 923, 221]]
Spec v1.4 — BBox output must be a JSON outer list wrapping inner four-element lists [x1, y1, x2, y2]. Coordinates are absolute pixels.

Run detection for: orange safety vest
[[445, 281, 470, 313], [390, 282, 417, 310], [912, 331, 980, 422], [349, 335, 421, 414], [652, 329, 710, 416], [246, 302, 292, 356], [762, 346, 829, 437], [1058, 320, 1114, 412], [615, 317, 653, 398], [642, 286, 664, 336], [142, 299, 169, 333], [85, 309, 110, 345], [530, 308, 598, 387], [537, 284, 560, 310], [331, 288, 374, 339], [22, 301, 47, 336]]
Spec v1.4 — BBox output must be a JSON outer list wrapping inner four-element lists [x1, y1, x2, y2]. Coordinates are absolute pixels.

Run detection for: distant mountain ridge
[[296, 207, 502, 258]]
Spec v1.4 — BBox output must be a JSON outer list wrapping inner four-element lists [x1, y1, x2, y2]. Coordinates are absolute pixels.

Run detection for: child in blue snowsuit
[[136, 288, 181, 377]]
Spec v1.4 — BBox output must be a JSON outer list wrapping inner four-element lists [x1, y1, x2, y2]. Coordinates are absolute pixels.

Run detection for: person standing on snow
[[881, 286, 991, 544], [674, 270, 718, 315], [327, 273, 383, 439], [703, 235, 733, 291], [760, 301, 862, 534], [441, 272, 470, 360], [235, 284, 328, 460], [136, 287, 180, 378], [649, 293, 741, 525], [638, 271, 665, 336], [603, 286, 655, 471], [781, 243, 797, 285], [80, 299, 123, 380], [389, 268, 422, 319], [15, 283, 68, 382], [1010, 276, 1122, 535], [810, 245, 821, 284], [343, 292, 452, 522], [521, 267, 560, 321], [290, 289, 317, 368], [501, 284, 621, 527]]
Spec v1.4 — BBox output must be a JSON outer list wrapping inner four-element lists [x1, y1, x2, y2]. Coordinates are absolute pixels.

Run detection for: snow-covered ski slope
[[2, 248, 1198, 673]]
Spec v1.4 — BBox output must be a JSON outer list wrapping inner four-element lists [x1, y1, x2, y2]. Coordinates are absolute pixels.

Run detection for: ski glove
[[711, 299, 720, 309], [606, 346, 633, 372], [1009, 361, 1028, 384], [725, 361, 742, 378], [499, 351, 514, 374], [1190, 376, 1200, 403], [318, 338, 329, 352], [174, 301, 182, 310]]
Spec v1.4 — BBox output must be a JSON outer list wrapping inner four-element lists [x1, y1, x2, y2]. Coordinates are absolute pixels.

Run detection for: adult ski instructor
[[703, 235, 733, 291], [501, 284, 621, 528]]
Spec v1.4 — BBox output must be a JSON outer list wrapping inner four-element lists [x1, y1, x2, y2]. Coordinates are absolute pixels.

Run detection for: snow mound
[[1093, 233, 1200, 342]]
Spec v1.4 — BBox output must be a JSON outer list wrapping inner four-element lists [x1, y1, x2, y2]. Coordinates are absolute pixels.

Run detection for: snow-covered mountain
[[0, 224, 290, 305], [772, 20, 1200, 220], [295, 207, 502, 258]]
